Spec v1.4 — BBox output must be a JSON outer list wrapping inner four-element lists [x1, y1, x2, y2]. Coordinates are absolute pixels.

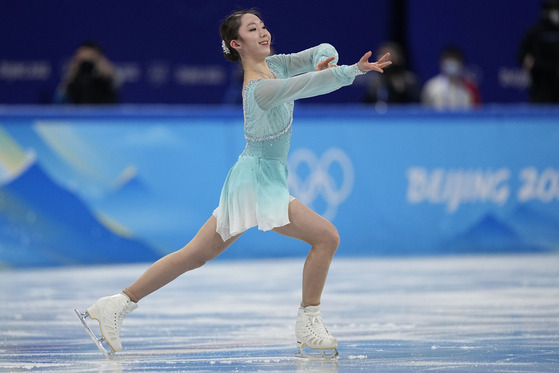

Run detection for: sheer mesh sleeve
[[266, 43, 339, 78], [254, 64, 365, 110]]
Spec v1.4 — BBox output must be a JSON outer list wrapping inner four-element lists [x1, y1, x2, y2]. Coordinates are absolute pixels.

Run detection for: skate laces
[[109, 298, 135, 337], [118, 303, 135, 333], [302, 308, 334, 340], [310, 313, 331, 336]]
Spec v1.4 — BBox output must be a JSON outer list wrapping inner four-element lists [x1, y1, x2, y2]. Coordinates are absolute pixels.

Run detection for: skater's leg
[[273, 199, 339, 354], [81, 216, 239, 354], [272, 199, 339, 307], [124, 215, 241, 302]]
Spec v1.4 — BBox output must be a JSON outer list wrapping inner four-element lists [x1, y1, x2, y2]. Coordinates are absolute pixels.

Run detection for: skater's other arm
[[267, 43, 339, 78], [254, 51, 391, 109]]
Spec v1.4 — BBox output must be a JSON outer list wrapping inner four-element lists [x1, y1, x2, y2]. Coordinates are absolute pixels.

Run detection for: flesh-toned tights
[[123, 199, 339, 307]]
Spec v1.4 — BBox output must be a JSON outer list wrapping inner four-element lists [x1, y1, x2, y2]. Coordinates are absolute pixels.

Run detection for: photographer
[[56, 41, 119, 104]]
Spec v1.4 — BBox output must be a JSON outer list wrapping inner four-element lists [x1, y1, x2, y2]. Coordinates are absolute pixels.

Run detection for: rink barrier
[[0, 105, 558, 267]]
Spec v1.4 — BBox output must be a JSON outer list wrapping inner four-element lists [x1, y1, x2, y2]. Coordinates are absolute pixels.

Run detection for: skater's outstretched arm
[[266, 43, 339, 77], [253, 52, 391, 110]]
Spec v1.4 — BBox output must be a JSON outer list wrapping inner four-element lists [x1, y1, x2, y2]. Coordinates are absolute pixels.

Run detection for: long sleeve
[[266, 43, 339, 78], [253, 64, 364, 110]]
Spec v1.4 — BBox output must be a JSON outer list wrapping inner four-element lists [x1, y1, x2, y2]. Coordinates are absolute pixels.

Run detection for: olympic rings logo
[[287, 147, 354, 220]]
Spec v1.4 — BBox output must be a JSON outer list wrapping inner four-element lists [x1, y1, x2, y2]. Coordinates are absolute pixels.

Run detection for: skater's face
[[231, 13, 271, 59]]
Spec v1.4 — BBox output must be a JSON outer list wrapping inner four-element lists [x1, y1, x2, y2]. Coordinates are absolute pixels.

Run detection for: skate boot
[[295, 305, 338, 359], [85, 293, 137, 353]]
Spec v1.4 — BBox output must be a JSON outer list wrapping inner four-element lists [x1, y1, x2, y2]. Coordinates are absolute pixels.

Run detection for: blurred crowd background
[[1, 0, 557, 107]]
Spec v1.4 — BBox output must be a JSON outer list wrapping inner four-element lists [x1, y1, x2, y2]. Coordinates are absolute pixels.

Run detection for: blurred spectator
[[518, 0, 559, 103], [363, 42, 420, 104], [55, 41, 119, 104], [421, 46, 481, 109]]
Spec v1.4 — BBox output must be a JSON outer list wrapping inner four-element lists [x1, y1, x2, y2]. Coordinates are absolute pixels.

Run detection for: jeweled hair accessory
[[222, 40, 231, 55]]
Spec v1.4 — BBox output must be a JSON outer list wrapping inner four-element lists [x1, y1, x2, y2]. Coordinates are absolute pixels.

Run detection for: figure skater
[[78, 9, 390, 358]]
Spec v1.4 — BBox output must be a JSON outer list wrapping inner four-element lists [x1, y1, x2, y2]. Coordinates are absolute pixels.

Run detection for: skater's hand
[[316, 57, 337, 71], [357, 52, 391, 73]]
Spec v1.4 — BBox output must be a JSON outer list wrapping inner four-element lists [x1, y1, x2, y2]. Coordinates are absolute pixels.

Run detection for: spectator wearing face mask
[[518, 0, 559, 103], [421, 46, 480, 109]]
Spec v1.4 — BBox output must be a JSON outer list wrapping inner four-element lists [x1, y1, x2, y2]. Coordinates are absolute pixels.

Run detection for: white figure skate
[[295, 305, 339, 359], [74, 293, 137, 358]]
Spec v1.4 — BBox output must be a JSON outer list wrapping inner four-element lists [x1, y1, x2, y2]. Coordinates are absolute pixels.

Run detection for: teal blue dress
[[214, 43, 365, 241]]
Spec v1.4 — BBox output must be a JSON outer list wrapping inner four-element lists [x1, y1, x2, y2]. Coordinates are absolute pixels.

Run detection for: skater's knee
[[176, 239, 227, 269], [327, 227, 340, 253], [187, 248, 221, 269], [315, 225, 340, 255], [189, 253, 213, 269]]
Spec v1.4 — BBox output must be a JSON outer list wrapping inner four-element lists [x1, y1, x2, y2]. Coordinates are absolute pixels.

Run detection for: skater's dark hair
[[219, 8, 265, 63]]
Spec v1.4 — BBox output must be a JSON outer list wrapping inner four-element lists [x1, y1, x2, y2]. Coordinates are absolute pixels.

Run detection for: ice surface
[[1, 255, 558, 372]]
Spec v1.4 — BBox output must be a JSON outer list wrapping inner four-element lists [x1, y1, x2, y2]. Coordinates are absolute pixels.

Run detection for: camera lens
[[79, 61, 95, 74]]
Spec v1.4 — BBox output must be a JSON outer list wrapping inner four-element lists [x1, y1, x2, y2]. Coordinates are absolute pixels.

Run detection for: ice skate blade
[[295, 348, 339, 360], [73, 308, 114, 359]]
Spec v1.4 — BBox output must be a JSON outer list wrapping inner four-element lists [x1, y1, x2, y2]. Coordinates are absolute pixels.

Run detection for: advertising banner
[[1, 106, 557, 267]]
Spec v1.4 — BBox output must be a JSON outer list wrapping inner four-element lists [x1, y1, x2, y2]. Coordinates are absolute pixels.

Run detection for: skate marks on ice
[[1, 255, 559, 372]]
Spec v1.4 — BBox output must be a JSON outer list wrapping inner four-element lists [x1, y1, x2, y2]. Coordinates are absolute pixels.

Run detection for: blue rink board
[[0, 105, 558, 267]]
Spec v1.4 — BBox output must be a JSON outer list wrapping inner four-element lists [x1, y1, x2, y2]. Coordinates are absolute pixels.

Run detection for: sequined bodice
[[242, 76, 294, 163], [242, 127, 292, 162]]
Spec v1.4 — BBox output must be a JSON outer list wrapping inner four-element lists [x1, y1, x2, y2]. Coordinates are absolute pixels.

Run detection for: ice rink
[[1, 254, 558, 372]]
